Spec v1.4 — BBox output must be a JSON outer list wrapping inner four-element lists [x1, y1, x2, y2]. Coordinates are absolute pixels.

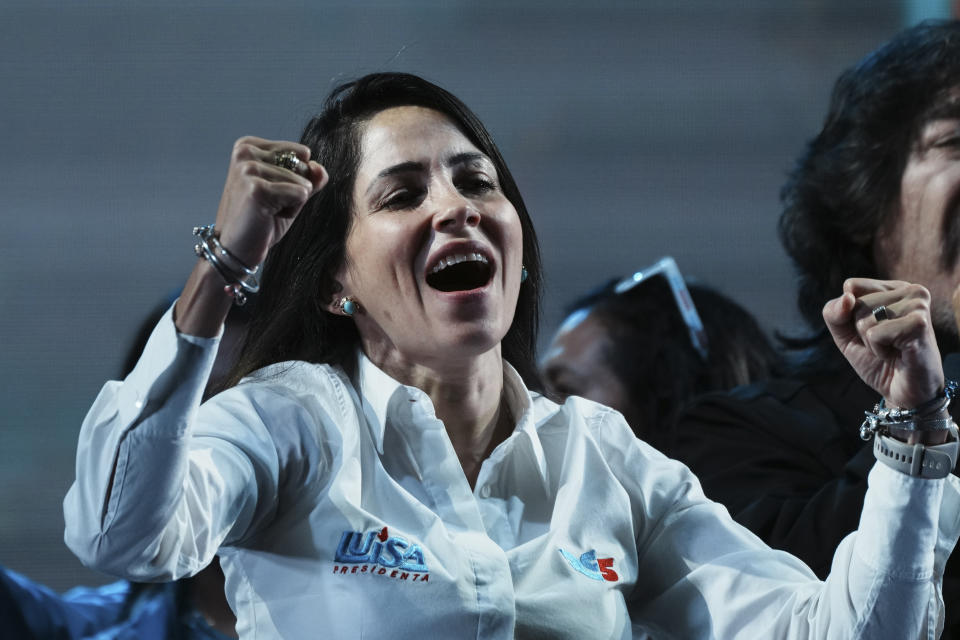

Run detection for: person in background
[[0, 297, 245, 639], [540, 257, 780, 451], [670, 19, 960, 639]]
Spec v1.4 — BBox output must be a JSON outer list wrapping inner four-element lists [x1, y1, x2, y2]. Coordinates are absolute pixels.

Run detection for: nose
[[433, 189, 481, 231]]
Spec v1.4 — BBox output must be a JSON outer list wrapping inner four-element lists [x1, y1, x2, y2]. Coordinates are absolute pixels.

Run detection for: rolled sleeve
[[64, 304, 224, 579], [618, 411, 957, 639]]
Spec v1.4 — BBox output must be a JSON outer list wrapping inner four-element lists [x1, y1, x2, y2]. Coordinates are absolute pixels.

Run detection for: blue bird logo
[[559, 548, 619, 582]]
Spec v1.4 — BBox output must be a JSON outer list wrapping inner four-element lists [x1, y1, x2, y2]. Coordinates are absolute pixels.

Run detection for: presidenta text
[[333, 527, 430, 583]]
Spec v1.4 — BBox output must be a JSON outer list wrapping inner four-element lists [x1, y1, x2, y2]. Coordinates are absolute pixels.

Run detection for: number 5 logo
[[559, 549, 619, 582], [597, 557, 619, 582]]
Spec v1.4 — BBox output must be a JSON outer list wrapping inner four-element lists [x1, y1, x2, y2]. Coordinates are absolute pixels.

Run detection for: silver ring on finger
[[872, 305, 889, 322], [274, 150, 307, 176]]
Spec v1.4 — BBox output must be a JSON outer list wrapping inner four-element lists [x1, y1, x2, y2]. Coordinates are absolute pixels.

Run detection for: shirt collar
[[356, 351, 410, 455], [354, 351, 548, 485], [501, 359, 550, 489]]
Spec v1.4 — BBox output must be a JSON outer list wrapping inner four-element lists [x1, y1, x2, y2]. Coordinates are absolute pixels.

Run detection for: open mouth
[[426, 252, 492, 292]]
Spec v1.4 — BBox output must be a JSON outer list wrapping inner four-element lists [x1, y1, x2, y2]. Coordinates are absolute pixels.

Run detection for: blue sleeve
[[0, 566, 130, 638]]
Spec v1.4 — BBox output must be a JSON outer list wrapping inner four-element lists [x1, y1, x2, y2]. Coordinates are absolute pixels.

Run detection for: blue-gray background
[[1, 0, 936, 590]]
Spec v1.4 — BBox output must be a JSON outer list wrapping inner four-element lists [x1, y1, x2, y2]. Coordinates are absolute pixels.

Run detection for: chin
[[433, 324, 505, 358]]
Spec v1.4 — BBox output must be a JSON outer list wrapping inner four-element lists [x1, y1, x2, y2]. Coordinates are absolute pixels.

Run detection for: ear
[[330, 295, 360, 317], [326, 277, 347, 315], [327, 290, 354, 316], [329, 259, 360, 316]]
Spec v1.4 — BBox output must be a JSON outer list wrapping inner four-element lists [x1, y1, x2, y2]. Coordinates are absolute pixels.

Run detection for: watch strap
[[873, 426, 959, 479]]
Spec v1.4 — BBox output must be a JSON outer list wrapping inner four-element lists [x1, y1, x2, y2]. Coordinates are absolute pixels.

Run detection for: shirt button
[[479, 485, 491, 498]]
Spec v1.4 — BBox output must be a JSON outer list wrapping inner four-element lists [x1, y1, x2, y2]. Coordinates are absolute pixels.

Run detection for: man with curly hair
[[673, 19, 960, 639]]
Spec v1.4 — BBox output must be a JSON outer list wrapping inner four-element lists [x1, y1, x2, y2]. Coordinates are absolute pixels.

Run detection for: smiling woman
[[342, 107, 524, 399], [63, 72, 960, 639]]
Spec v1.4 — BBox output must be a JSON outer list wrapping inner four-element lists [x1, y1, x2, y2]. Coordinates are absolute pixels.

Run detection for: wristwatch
[[873, 424, 959, 479]]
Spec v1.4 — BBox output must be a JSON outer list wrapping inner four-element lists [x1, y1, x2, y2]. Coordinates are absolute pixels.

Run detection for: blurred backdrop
[[1, 0, 947, 591]]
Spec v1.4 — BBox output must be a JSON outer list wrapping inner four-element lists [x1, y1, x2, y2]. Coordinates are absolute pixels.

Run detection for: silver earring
[[521, 265, 528, 283]]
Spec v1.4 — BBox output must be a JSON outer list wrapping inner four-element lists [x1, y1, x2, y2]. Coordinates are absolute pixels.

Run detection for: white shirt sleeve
[[610, 409, 960, 639], [62, 305, 284, 582]]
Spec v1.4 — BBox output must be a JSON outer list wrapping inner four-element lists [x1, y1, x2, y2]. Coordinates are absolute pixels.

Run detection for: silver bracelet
[[873, 424, 959, 479], [208, 232, 258, 277], [884, 417, 953, 435], [860, 380, 958, 440], [192, 224, 260, 306]]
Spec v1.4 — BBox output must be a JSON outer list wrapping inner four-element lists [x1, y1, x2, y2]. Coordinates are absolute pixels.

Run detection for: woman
[[65, 73, 958, 638], [541, 264, 782, 450]]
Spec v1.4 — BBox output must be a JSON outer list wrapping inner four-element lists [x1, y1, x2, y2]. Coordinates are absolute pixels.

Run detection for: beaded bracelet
[[193, 224, 260, 306]]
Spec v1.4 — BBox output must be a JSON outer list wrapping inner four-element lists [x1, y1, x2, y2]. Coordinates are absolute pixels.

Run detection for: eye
[[935, 136, 960, 148], [923, 120, 960, 150], [457, 173, 497, 196], [380, 187, 425, 211]]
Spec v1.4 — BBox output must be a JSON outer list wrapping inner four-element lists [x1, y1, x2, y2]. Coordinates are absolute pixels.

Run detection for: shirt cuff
[[935, 474, 960, 576], [116, 301, 220, 434], [855, 462, 945, 580]]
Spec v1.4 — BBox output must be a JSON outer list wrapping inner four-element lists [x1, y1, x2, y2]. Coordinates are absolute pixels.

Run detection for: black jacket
[[672, 363, 959, 638]]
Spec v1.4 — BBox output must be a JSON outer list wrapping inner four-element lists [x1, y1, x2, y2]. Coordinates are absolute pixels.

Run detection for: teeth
[[430, 252, 488, 274]]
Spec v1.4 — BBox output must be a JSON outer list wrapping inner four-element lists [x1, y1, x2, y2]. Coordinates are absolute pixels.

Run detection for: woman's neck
[[369, 345, 510, 488]]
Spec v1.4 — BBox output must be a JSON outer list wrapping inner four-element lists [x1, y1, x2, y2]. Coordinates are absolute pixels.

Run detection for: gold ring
[[274, 150, 306, 176]]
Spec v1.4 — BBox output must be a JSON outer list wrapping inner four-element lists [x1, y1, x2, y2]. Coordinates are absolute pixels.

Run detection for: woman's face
[[339, 106, 523, 370], [541, 308, 632, 415]]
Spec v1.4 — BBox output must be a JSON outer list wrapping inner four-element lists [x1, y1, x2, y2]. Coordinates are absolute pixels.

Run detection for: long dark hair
[[224, 73, 543, 390], [564, 278, 780, 448], [779, 20, 960, 362]]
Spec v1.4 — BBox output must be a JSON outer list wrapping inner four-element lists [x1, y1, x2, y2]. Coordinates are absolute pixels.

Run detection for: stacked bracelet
[[860, 381, 959, 478], [859, 380, 958, 440], [192, 224, 260, 306]]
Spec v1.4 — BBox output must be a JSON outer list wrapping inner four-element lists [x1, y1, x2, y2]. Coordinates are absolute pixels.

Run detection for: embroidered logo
[[333, 527, 430, 583], [559, 548, 619, 582]]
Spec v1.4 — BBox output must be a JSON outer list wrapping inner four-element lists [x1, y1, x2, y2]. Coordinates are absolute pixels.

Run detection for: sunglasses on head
[[613, 256, 709, 361]]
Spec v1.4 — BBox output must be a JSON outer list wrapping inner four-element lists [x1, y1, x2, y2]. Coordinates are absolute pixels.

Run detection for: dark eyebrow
[[446, 151, 488, 169], [923, 100, 960, 123], [373, 161, 424, 182], [364, 161, 424, 197], [366, 152, 491, 195]]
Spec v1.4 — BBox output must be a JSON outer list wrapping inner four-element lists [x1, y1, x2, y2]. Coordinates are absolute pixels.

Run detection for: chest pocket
[[511, 534, 633, 640]]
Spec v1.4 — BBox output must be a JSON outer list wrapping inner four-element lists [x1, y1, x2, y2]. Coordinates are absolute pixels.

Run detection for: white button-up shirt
[[64, 308, 960, 638]]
